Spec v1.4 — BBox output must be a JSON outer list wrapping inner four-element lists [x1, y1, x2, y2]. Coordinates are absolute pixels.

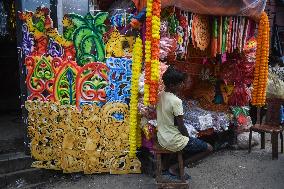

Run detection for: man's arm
[[175, 115, 189, 137]]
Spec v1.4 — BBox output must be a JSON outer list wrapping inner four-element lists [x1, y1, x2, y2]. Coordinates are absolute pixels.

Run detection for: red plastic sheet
[[139, 0, 266, 19]]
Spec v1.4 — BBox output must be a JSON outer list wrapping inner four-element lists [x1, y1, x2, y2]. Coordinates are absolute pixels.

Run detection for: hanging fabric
[[242, 18, 249, 52], [226, 17, 232, 53], [222, 17, 228, 54], [211, 17, 218, 57], [217, 16, 222, 54]]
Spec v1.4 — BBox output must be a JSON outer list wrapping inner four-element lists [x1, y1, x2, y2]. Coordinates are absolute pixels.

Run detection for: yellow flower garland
[[252, 12, 270, 107], [129, 37, 143, 157], [136, 116, 142, 148], [144, 84, 150, 105]]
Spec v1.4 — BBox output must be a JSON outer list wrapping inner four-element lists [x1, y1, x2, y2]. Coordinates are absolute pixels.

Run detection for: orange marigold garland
[[251, 12, 270, 107], [144, 0, 153, 106], [144, 0, 161, 106]]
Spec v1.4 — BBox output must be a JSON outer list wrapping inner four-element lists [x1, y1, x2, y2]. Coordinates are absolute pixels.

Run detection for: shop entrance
[[0, 1, 23, 154]]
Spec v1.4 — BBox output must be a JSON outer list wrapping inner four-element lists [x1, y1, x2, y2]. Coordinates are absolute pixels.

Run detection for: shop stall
[[137, 0, 268, 154], [16, 0, 269, 174]]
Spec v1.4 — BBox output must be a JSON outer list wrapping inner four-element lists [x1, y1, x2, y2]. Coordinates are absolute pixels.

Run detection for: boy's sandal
[[162, 170, 170, 175], [163, 172, 179, 181], [163, 170, 191, 181], [182, 173, 191, 180]]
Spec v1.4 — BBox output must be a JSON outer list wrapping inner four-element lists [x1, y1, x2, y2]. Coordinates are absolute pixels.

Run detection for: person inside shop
[[157, 66, 213, 180]]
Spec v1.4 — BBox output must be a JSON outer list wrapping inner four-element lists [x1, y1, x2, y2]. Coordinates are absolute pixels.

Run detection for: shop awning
[[132, 0, 267, 19]]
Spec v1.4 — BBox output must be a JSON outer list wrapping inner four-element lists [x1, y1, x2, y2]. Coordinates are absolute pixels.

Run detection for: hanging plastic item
[[111, 10, 134, 28], [160, 0, 266, 19]]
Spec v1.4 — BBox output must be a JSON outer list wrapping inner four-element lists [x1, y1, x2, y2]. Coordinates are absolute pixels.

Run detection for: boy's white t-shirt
[[156, 91, 189, 152]]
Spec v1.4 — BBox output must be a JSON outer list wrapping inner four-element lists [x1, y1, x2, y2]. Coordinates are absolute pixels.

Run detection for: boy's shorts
[[166, 137, 208, 167], [182, 137, 208, 155]]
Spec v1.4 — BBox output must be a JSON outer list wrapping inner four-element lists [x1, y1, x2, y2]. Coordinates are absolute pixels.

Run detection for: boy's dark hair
[[162, 66, 187, 88]]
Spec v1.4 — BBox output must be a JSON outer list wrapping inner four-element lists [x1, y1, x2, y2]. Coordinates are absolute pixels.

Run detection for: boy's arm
[[175, 115, 189, 138]]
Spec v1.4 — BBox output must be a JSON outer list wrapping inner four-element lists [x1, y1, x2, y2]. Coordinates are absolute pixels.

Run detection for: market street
[[30, 143, 284, 189], [1, 1, 284, 189]]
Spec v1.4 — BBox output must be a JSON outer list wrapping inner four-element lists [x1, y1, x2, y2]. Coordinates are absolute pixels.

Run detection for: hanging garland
[[136, 116, 142, 148], [251, 12, 270, 107], [129, 37, 143, 158], [144, 0, 161, 105], [144, 0, 152, 106]]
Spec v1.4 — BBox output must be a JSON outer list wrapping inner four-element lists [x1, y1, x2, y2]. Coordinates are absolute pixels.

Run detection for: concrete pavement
[[39, 144, 284, 189]]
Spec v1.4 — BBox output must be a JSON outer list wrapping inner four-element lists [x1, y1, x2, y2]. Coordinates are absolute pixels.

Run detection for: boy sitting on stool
[[157, 66, 213, 179]]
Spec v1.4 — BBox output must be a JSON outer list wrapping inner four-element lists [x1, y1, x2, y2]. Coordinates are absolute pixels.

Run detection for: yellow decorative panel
[[25, 100, 141, 174]]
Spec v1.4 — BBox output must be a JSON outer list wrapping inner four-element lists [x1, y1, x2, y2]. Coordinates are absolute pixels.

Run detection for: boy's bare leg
[[169, 143, 213, 175], [183, 144, 213, 166]]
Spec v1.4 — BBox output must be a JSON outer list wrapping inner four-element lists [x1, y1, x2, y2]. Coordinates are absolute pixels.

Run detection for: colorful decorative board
[[18, 7, 136, 107], [19, 7, 141, 174], [106, 57, 132, 103]]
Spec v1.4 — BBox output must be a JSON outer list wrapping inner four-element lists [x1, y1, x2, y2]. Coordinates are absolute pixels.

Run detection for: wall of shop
[[266, 0, 284, 56], [266, 0, 284, 26]]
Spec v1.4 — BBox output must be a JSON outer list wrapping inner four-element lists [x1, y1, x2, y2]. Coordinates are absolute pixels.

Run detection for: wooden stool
[[153, 142, 189, 189]]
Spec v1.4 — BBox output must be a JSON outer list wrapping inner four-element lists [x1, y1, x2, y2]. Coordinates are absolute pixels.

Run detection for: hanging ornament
[[251, 12, 270, 107], [176, 10, 189, 60], [144, 0, 161, 106], [192, 14, 210, 51]]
